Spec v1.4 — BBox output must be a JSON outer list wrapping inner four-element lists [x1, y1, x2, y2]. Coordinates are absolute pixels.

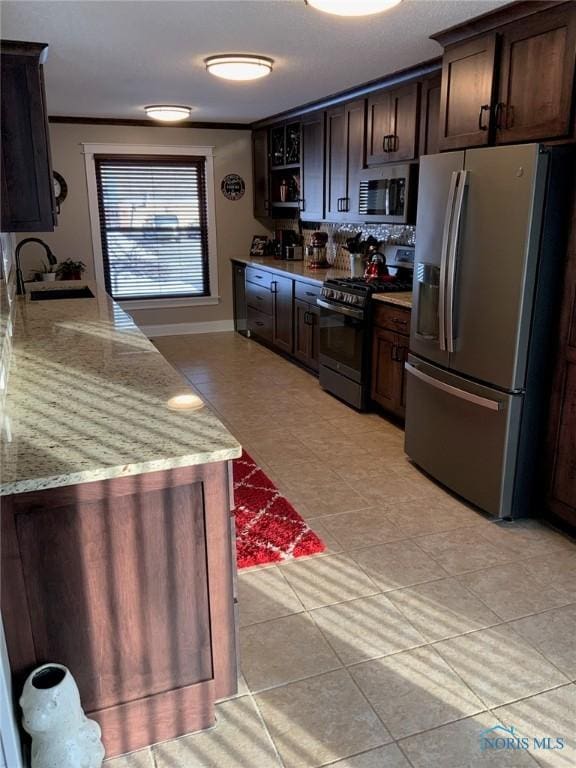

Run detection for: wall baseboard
[[139, 320, 235, 338]]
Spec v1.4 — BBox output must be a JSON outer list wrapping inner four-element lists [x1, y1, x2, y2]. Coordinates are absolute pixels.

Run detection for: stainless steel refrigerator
[[405, 143, 573, 519]]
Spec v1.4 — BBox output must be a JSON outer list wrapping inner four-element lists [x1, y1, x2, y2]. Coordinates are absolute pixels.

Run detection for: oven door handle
[[316, 298, 364, 320]]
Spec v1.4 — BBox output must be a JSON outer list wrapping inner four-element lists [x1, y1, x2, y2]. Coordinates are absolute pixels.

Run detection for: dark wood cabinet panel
[[438, 33, 498, 151], [272, 274, 294, 354], [345, 99, 366, 220], [371, 304, 411, 418], [246, 279, 273, 315], [367, 83, 419, 165], [252, 128, 270, 218], [419, 75, 442, 156], [325, 106, 347, 220], [294, 298, 320, 372], [366, 90, 392, 165], [325, 100, 365, 222], [546, 199, 576, 531], [387, 83, 420, 163], [496, 5, 576, 143], [16, 485, 212, 714], [2, 462, 237, 758], [247, 305, 273, 342], [1, 40, 56, 232], [301, 112, 325, 221], [371, 327, 405, 417]]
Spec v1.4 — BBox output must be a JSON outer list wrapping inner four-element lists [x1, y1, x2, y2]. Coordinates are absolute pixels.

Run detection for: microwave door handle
[[385, 180, 390, 217], [446, 170, 468, 353], [439, 171, 459, 352]]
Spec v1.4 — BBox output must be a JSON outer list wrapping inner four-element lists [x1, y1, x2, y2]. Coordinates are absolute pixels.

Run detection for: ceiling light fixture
[[305, 0, 402, 17], [205, 55, 273, 81], [144, 105, 193, 122]]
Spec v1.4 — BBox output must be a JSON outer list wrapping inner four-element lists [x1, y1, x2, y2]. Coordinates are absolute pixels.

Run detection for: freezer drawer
[[404, 357, 522, 518]]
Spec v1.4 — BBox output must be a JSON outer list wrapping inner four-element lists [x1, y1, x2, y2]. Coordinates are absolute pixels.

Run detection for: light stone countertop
[[232, 257, 413, 308], [372, 292, 413, 309], [232, 256, 351, 286], [0, 283, 241, 496]]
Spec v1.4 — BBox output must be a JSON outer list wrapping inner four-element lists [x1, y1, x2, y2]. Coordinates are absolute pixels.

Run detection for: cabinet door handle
[[270, 281, 278, 294], [337, 197, 347, 212], [391, 134, 399, 153], [494, 102, 506, 130], [478, 104, 491, 131], [391, 317, 408, 327], [343, 197, 350, 212], [305, 291, 316, 297], [382, 135, 389, 153], [256, 321, 264, 327]]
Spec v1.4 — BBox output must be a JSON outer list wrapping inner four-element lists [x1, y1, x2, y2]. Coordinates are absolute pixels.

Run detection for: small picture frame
[[250, 235, 268, 258]]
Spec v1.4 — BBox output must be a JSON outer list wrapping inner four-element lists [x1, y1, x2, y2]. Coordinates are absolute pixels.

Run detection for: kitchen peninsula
[[0, 285, 241, 758]]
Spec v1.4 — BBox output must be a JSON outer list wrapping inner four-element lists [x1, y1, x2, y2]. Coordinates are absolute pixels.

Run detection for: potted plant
[[41, 260, 57, 282], [56, 259, 86, 281]]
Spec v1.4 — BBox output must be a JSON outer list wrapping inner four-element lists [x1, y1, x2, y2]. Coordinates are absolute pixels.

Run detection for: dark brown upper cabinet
[[300, 112, 325, 221], [366, 82, 419, 165], [419, 74, 442, 157], [438, 33, 498, 151], [495, 5, 576, 144], [325, 106, 347, 221], [1, 40, 56, 232], [435, 2, 576, 151], [325, 100, 365, 222], [252, 128, 270, 218]]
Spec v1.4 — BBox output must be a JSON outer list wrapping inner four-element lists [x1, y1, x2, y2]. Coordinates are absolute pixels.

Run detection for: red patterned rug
[[233, 451, 326, 568]]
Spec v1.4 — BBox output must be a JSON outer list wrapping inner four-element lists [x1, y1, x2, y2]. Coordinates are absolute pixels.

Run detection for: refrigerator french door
[[406, 144, 573, 519]]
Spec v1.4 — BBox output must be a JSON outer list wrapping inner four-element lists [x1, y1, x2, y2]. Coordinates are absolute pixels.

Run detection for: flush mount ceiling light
[[305, 0, 402, 16], [205, 55, 273, 81], [144, 105, 193, 122]]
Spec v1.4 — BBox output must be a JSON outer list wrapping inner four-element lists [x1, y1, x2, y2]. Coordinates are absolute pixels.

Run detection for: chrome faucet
[[14, 238, 57, 295]]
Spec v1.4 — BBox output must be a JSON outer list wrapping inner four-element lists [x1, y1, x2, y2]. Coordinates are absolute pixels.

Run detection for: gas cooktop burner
[[321, 276, 413, 309], [332, 277, 414, 293]]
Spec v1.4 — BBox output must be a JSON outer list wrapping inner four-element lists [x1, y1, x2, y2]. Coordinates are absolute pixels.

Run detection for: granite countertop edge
[[1, 282, 242, 497]]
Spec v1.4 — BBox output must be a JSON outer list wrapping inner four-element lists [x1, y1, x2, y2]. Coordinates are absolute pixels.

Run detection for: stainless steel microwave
[[358, 163, 418, 224]]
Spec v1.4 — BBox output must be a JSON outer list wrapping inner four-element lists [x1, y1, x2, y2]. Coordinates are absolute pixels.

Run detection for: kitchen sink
[[29, 287, 94, 300]]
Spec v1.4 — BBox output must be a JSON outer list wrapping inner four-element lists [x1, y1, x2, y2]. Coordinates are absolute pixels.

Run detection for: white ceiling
[[1, 0, 509, 123]]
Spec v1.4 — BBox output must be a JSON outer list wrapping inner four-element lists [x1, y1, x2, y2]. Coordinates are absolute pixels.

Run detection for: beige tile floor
[[107, 332, 576, 768]]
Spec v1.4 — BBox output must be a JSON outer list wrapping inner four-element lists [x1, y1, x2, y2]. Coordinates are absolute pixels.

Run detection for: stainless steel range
[[317, 270, 413, 410]]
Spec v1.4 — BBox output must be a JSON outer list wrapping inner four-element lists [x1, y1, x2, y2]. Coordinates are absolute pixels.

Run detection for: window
[[94, 155, 210, 301], [83, 143, 218, 309]]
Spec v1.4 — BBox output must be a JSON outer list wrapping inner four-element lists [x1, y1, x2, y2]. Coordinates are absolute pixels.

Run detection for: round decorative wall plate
[[221, 174, 245, 201], [53, 171, 68, 214]]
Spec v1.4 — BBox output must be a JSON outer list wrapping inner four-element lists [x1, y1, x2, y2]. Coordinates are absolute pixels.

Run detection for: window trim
[[83, 143, 219, 309]]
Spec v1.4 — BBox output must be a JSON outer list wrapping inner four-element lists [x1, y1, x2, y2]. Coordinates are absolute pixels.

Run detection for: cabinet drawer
[[247, 306, 273, 342], [373, 303, 411, 335], [246, 266, 274, 290], [246, 280, 273, 315], [294, 280, 322, 303]]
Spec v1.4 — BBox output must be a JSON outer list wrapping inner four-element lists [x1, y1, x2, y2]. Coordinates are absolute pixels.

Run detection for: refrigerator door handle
[[405, 363, 503, 411], [445, 170, 468, 353], [439, 171, 459, 351]]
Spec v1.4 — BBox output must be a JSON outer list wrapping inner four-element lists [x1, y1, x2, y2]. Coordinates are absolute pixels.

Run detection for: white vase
[[20, 664, 105, 768], [41, 273, 56, 282]]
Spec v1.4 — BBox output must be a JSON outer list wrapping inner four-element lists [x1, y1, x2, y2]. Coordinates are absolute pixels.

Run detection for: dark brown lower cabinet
[[371, 327, 408, 419], [272, 274, 294, 354], [371, 303, 411, 419], [546, 200, 576, 531], [294, 298, 320, 372], [1, 461, 238, 758]]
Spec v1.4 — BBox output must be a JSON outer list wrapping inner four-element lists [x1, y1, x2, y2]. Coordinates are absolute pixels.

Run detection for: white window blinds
[[95, 156, 210, 300]]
